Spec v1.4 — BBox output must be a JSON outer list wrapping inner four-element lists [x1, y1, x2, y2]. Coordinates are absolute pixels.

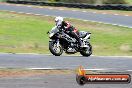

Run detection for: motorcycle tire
[[49, 41, 63, 56], [80, 44, 92, 57]]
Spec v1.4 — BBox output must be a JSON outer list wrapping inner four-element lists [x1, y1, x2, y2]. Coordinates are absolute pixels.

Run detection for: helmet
[[55, 16, 63, 26]]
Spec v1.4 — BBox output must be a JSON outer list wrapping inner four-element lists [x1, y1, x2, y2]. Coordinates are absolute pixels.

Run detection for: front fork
[[56, 39, 60, 47], [49, 39, 59, 44], [49, 39, 60, 47]]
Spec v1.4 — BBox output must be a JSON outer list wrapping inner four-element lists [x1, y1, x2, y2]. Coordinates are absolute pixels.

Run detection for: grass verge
[[126, 0, 132, 4], [0, 0, 6, 2], [0, 68, 74, 77], [0, 68, 97, 78], [0, 11, 132, 56]]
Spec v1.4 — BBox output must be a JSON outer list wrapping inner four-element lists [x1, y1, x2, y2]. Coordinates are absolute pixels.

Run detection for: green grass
[[0, 11, 132, 56], [0, 0, 6, 2], [0, 11, 52, 53], [126, 0, 132, 4]]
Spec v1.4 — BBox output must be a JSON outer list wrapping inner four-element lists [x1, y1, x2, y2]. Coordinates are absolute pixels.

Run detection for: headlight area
[[84, 34, 91, 40]]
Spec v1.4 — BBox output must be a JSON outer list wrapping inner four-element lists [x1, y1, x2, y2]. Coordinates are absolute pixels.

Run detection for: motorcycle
[[47, 26, 92, 57]]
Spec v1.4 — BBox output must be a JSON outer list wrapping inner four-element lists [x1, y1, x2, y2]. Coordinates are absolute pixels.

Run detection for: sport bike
[[47, 26, 92, 57]]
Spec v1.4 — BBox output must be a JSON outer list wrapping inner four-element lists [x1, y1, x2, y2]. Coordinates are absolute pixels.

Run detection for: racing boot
[[79, 39, 83, 47]]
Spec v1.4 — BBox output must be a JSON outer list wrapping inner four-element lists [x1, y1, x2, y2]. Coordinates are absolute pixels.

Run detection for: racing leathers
[[57, 21, 82, 47]]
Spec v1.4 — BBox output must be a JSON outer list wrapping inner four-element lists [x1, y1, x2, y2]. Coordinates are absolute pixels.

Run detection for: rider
[[55, 16, 83, 47]]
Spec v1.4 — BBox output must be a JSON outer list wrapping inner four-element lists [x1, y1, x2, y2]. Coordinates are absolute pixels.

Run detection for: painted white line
[[95, 56, 132, 58], [72, 10, 77, 12], [27, 68, 56, 70], [49, 8, 53, 10], [113, 24, 118, 26], [5, 4, 10, 6], [39, 7, 44, 8], [12, 53, 51, 55], [10, 11, 16, 13], [102, 13, 107, 14], [83, 20, 89, 22], [118, 24, 132, 28], [82, 11, 87, 12], [93, 12, 97, 13], [126, 70, 132, 72], [59, 9, 64, 10], [18, 12, 25, 14], [84, 68, 106, 71], [3, 52, 130, 58], [0, 67, 59, 70], [98, 22, 103, 24], [84, 68, 132, 72], [0, 67, 5, 68], [26, 13, 32, 15], [34, 14, 42, 16], [45, 15, 49, 16], [16, 4, 23, 6], [125, 15, 129, 16], [27, 6, 32, 8], [114, 14, 118, 15]]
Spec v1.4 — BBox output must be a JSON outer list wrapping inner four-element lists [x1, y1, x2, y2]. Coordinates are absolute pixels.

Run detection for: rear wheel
[[80, 43, 92, 57], [49, 41, 63, 56]]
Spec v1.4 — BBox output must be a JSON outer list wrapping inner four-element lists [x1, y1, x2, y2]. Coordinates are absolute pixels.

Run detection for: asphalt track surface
[[0, 54, 131, 88], [0, 74, 131, 88], [0, 3, 132, 28], [0, 53, 132, 71]]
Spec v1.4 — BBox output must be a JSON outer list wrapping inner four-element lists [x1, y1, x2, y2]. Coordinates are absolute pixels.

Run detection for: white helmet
[[55, 16, 63, 27]]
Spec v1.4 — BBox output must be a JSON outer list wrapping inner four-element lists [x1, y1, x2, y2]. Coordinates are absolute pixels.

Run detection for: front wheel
[[80, 43, 92, 57], [49, 41, 63, 56]]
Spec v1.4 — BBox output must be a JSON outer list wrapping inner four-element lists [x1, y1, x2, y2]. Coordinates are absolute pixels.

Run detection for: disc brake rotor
[[85, 47, 90, 54], [53, 43, 60, 53]]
